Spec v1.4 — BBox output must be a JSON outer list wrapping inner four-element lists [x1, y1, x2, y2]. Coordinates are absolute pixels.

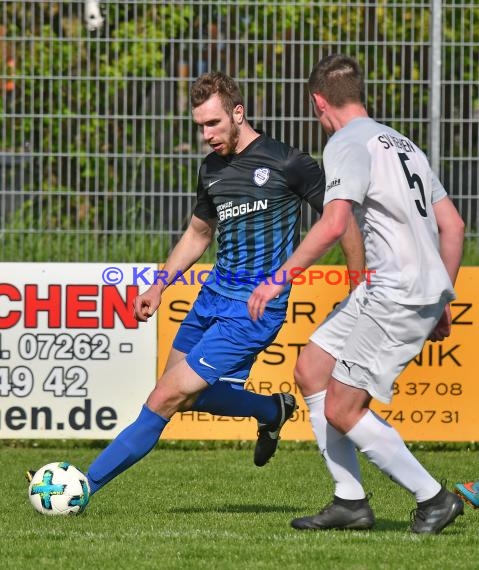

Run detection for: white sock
[[305, 391, 365, 500], [346, 410, 441, 503]]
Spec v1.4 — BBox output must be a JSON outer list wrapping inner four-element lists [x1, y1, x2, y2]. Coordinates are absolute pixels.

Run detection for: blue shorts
[[173, 286, 286, 385]]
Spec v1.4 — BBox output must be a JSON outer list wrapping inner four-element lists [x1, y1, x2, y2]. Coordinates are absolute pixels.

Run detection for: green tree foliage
[[0, 1, 477, 261]]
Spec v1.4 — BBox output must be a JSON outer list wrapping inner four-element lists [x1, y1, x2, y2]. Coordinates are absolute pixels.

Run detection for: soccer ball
[[28, 462, 90, 516]]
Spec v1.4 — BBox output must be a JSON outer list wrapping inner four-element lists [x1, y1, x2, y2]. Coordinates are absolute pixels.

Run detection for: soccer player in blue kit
[[59, 71, 364, 498]]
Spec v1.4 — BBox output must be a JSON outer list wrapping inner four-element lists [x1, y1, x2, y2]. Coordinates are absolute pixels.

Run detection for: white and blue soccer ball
[[28, 462, 90, 516]]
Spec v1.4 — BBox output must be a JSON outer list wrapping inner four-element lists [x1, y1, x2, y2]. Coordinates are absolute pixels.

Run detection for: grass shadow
[[168, 503, 305, 514]]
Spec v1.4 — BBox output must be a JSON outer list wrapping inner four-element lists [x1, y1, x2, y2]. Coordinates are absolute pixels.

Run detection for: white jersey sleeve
[[323, 139, 371, 204], [323, 117, 455, 305], [431, 170, 448, 204]]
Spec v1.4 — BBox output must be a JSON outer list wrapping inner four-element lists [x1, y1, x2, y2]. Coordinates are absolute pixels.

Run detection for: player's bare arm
[[134, 215, 216, 322], [427, 196, 465, 341], [433, 196, 465, 286], [248, 199, 353, 320]]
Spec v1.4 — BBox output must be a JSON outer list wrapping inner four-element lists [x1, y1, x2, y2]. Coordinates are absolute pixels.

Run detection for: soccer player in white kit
[[248, 54, 465, 534]]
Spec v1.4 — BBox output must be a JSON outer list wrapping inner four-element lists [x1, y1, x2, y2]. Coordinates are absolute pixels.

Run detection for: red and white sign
[[0, 263, 157, 438]]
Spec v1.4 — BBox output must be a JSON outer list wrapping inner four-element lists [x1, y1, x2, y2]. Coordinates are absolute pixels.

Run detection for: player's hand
[[428, 304, 451, 342], [248, 281, 284, 321], [133, 286, 162, 322]]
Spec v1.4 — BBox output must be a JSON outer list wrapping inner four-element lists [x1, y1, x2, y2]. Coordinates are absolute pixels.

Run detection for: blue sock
[[191, 382, 278, 424], [86, 405, 169, 495]]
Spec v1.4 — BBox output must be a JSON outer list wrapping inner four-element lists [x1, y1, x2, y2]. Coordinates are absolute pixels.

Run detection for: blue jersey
[[194, 134, 325, 307]]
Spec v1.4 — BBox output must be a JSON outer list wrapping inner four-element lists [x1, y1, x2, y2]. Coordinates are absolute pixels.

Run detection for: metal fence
[[1, 0, 478, 262]]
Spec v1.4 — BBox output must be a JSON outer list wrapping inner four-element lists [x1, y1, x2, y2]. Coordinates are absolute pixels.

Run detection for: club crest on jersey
[[253, 168, 270, 187]]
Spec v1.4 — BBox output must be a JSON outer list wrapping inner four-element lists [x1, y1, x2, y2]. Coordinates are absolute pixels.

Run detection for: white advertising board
[[0, 263, 157, 438]]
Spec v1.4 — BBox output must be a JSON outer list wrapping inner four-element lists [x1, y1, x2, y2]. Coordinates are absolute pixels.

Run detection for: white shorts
[[309, 283, 447, 404]]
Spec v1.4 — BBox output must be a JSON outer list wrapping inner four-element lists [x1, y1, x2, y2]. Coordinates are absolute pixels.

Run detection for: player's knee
[[147, 381, 190, 416], [294, 354, 330, 395], [293, 357, 310, 392]]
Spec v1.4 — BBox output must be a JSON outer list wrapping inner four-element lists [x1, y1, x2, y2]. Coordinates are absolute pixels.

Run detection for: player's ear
[[233, 104, 244, 125], [312, 93, 326, 112]]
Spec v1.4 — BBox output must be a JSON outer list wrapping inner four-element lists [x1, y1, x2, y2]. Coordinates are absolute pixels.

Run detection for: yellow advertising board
[[159, 265, 478, 442]]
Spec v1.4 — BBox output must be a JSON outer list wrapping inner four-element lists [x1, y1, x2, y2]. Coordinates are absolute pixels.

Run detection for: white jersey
[[323, 117, 455, 305]]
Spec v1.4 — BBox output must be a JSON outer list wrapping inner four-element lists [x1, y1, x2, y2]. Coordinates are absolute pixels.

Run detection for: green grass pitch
[[3, 442, 479, 570]]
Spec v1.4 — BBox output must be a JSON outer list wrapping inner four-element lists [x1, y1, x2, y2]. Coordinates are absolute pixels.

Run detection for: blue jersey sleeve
[[285, 149, 325, 215]]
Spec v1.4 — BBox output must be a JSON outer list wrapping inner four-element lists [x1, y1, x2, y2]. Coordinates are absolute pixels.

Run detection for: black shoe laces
[[410, 480, 448, 523]]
